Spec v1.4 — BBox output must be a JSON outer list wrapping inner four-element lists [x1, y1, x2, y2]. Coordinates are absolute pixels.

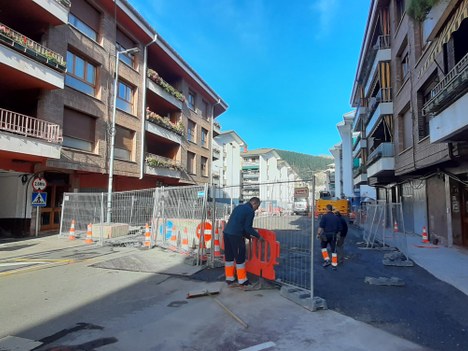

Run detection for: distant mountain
[[275, 149, 333, 179]]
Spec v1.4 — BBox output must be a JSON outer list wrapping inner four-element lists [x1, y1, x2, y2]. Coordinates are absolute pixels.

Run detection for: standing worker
[[335, 211, 348, 264], [223, 197, 263, 286], [317, 204, 342, 268]]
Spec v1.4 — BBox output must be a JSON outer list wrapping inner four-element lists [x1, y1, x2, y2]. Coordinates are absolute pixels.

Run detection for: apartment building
[[332, 111, 376, 204], [0, 0, 227, 237], [212, 130, 246, 203], [240, 148, 300, 212], [350, 0, 468, 247]]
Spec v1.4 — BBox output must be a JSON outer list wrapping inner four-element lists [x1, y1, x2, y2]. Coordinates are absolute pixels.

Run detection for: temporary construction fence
[[359, 201, 409, 259], [213, 179, 316, 291], [59, 179, 317, 295]]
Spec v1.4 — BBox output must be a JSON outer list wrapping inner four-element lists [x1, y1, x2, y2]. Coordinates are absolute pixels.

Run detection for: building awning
[[419, 0, 468, 77]]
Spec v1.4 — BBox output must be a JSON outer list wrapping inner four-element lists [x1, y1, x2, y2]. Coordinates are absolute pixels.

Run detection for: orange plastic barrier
[[246, 228, 280, 280], [219, 220, 226, 251]]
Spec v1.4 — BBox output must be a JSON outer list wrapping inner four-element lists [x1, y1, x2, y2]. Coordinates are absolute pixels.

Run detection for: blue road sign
[[32, 192, 47, 207]]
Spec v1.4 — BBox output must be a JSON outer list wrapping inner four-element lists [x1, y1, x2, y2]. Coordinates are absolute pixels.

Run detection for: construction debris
[[186, 287, 220, 298], [382, 251, 414, 266], [364, 276, 405, 286]]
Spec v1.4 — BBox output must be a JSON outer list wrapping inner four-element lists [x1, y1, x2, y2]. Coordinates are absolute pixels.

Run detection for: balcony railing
[[55, 0, 71, 7], [423, 52, 468, 116], [368, 142, 394, 163], [147, 69, 185, 103], [0, 108, 62, 143], [0, 22, 66, 71], [145, 153, 184, 172], [353, 164, 367, 177], [378, 35, 391, 50]]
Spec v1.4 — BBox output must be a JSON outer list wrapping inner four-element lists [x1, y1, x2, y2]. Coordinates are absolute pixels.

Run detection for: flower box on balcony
[[0, 23, 66, 72], [146, 109, 185, 136], [147, 69, 185, 103]]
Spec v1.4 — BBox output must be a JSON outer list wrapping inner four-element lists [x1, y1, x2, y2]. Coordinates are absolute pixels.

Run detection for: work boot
[[240, 280, 252, 286], [322, 260, 331, 267]]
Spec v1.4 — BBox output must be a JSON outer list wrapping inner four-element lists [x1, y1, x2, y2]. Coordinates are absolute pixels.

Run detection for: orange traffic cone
[[393, 221, 399, 233], [182, 227, 189, 250], [68, 219, 76, 240], [422, 226, 429, 243], [170, 229, 177, 247], [85, 223, 93, 244], [144, 223, 151, 249], [214, 228, 222, 258]]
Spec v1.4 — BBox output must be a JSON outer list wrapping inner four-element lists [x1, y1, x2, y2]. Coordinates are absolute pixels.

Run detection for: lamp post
[[107, 47, 140, 224]]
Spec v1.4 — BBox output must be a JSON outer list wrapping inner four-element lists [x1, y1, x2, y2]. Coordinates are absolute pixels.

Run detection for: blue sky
[[131, 0, 370, 156]]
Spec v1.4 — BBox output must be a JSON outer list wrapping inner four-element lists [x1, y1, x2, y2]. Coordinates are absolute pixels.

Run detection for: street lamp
[[107, 46, 140, 224]]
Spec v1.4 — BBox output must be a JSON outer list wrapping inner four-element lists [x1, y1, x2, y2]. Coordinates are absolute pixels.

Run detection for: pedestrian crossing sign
[[32, 192, 47, 207]]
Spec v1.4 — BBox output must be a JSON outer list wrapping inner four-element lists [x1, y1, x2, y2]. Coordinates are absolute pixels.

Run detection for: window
[[62, 108, 95, 152], [396, 0, 405, 25], [400, 109, 413, 151], [202, 100, 209, 119], [418, 73, 439, 140], [69, 0, 99, 41], [201, 156, 208, 177], [117, 80, 134, 114], [116, 29, 136, 67], [187, 152, 196, 174], [188, 90, 196, 110], [401, 52, 409, 79], [115, 125, 134, 161], [187, 120, 196, 142], [201, 128, 208, 148], [397, 40, 409, 88], [66, 51, 96, 96]]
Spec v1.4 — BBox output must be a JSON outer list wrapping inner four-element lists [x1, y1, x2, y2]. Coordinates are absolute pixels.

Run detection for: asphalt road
[[314, 224, 468, 351]]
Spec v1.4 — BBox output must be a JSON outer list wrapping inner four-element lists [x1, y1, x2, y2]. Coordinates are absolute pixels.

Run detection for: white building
[[332, 111, 376, 205], [212, 131, 246, 203]]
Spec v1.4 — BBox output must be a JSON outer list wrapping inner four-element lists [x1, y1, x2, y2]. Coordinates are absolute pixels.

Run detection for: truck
[[314, 191, 350, 220], [293, 186, 310, 215]]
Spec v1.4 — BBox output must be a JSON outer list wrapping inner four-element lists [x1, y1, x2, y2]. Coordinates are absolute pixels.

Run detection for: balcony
[[353, 165, 367, 186], [146, 110, 183, 145], [366, 142, 395, 178], [364, 35, 391, 96], [0, 23, 66, 89], [365, 88, 393, 136], [0, 108, 62, 159], [145, 153, 183, 179], [352, 137, 367, 158], [34, 0, 71, 24], [242, 172, 259, 179], [2, 0, 70, 27], [213, 121, 221, 134], [147, 69, 184, 110], [213, 147, 221, 159], [424, 53, 468, 143]]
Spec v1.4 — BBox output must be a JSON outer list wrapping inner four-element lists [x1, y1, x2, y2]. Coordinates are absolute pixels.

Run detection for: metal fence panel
[[213, 179, 314, 290], [60, 180, 316, 292]]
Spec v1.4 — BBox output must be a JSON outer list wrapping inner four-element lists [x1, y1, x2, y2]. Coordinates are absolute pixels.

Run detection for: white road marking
[[238, 341, 276, 351]]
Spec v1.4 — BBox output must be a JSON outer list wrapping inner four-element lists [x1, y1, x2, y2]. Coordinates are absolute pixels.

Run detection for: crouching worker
[[223, 197, 263, 286]]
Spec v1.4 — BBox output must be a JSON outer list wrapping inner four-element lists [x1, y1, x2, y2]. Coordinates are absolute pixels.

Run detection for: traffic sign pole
[[36, 207, 39, 237]]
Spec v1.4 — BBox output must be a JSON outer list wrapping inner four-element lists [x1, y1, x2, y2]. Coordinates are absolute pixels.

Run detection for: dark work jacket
[[337, 216, 348, 237], [319, 211, 342, 233], [223, 202, 260, 239]]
